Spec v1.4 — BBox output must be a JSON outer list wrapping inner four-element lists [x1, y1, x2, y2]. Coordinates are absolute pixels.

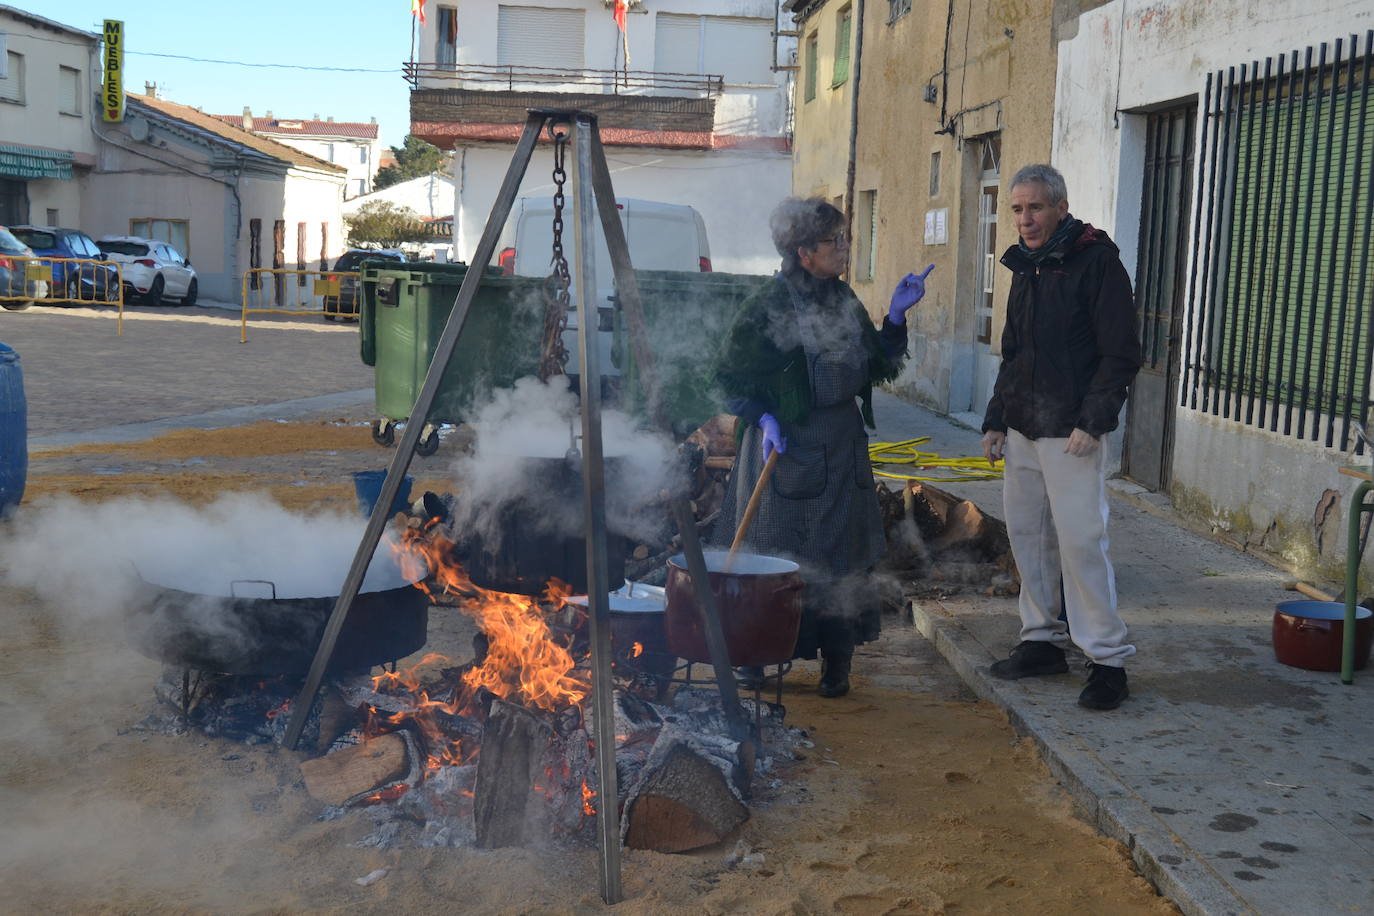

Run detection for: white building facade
[[83, 94, 348, 302], [213, 111, 383, 200], [1053, 0, 1374, 586], [409, 0, 795, 276], [0, 6, 99, 227]]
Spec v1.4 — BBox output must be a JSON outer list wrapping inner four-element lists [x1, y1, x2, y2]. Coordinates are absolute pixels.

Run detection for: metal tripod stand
[[280, 109, 749, 905]]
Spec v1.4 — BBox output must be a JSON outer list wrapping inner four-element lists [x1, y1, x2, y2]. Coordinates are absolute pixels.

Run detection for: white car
[[95, 236, 198, 306]]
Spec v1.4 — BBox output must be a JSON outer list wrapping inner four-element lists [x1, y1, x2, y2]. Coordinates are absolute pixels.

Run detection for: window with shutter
[[497, 5, 585, 70], [833, 7, 852, 87], [656, 14, 772, 85], [0, 52, 24, 105], [804, 34, 818, 102], [655, 14, 700, 75], [702, 18, 773, 85], [59, 66, 80, 115], [1187, 38, 1374, 451]]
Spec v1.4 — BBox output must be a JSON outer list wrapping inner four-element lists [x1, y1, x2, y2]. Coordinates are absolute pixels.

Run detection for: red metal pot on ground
[[1273, 599, 1373, 672]]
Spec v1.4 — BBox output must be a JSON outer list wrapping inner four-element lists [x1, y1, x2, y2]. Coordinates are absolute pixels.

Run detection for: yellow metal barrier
[[239, 267, 361, 343], [0, 255, 128, 334]]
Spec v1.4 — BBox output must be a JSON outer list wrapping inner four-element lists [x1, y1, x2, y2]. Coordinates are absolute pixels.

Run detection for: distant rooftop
[[211, 113, 380, 140], [129, 95, 346, 173]]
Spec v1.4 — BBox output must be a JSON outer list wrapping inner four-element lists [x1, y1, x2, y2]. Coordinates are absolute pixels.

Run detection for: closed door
[[971, 136, 1001, 415], [1124, 104, 1196, 491]]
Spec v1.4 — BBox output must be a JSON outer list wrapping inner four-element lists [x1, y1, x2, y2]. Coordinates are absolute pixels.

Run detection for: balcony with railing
[[407, 61, 726, 140], [403, 61, 724, 97]]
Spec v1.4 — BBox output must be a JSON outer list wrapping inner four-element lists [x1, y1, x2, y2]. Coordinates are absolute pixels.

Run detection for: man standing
[[980, 164, 1142, 710]]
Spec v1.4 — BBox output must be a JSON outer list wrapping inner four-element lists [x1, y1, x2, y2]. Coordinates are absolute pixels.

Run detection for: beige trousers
[[1002, 429, 1134, 667]]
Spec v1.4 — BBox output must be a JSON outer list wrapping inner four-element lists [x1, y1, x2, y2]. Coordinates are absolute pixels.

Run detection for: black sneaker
[[989, 640, 1069, 680], [1078, 663, 1129, 710]]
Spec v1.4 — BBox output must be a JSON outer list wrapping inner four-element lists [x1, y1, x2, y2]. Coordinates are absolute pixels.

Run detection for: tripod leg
[[283, 112, 549, 751]]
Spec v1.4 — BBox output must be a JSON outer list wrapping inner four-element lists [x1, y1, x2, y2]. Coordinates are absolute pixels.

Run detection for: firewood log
[[623, 735, 749, 852], [473, 700, 553, 848], [299, 732, 409, 806]]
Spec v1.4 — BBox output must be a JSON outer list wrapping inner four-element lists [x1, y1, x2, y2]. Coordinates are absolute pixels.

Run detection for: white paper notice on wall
[[924, 208, 949, 246]]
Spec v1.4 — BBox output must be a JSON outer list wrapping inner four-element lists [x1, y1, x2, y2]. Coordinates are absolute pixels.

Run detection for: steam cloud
[[0, 493, 411, 618], [448, 376, 681, 546]]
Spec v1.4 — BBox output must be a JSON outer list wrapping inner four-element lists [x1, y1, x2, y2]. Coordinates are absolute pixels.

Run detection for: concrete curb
[[909, 600, 1256, 916]]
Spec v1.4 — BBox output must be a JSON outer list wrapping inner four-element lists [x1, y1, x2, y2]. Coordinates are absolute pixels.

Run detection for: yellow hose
[[868, 436, 1003, 482]]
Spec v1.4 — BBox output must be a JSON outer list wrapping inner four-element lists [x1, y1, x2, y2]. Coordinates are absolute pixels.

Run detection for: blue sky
[[28, 1, 418, 148]]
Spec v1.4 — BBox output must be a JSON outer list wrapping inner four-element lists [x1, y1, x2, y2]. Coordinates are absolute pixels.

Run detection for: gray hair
[[769, 196, 846, 270], [1010, 163, 1068, 205]]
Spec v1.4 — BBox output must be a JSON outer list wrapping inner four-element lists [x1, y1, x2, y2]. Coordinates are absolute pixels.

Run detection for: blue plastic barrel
[[351, 470, 413, 517], [0, 342, 26, 519]]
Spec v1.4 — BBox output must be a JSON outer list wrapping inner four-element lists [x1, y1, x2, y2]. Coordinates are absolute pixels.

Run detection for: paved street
[[871, 392, 1374, 916], [0, 303, 373, 438], [4, 304, 1372, 914]]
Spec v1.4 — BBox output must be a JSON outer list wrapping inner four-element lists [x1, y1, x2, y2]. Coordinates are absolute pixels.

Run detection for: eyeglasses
[[816, 233, 850, 249]]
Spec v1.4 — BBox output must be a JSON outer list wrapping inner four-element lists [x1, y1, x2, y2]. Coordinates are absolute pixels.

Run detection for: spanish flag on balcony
[[613, 0, 627, 32], [412, 0, 426, 25]]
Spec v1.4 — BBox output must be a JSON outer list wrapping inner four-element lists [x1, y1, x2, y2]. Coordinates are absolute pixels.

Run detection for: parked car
[[324, 249, 406, 321], [0, 226, 49, 310], [8, 225, 119, 303], [94, 236, 198, 306]]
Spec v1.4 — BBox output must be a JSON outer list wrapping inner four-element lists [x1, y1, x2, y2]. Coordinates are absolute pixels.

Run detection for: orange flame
[[392, 527, 588, 714], [581, 779, 596, 816], [631, 641, 644, 658]]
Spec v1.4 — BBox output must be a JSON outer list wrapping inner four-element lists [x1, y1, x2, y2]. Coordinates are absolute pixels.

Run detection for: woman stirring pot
[[715, 197, 932, 697]]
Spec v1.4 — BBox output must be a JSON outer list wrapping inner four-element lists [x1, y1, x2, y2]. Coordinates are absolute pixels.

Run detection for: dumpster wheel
[[371, 419, 396, 447], [415, 424, 441, 457]]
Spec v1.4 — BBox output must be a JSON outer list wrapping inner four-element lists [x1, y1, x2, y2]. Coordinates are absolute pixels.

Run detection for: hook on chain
[[539, 120, 573, 382]]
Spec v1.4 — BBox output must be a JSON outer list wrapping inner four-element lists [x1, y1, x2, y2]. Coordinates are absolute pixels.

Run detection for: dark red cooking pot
[[1272, 600, 1373, 672], [664, 551, 804, 667]]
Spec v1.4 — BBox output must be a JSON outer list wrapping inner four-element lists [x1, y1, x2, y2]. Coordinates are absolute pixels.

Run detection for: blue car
[[8, 225, 120, 303]]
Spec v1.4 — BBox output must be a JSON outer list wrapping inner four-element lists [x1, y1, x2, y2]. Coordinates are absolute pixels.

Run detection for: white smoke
[[449, 375, 680, 545], [0, 492, 412, 618]]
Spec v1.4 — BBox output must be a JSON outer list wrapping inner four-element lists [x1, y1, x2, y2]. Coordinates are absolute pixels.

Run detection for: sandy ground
[[0, 423, 1179, 914]]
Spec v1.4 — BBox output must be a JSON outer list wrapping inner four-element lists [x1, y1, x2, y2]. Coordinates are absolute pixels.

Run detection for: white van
[[497, 197, 711, 378]]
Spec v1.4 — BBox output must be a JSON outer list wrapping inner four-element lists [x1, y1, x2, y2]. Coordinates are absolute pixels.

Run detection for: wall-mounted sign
[[923, 208, 949, 246], [102, 20, 123, 123]]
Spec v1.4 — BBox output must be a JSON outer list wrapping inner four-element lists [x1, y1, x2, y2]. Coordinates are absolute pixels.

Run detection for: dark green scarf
[[1018, 215, 1083, 266]]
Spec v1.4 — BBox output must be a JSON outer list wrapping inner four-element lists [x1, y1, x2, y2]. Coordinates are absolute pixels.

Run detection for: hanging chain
[[538, 123, 573, 382]]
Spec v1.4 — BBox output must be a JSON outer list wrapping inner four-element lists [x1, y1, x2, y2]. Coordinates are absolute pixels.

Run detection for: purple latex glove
[[887, 264, 936, 325], [759, 412, 787, 461]]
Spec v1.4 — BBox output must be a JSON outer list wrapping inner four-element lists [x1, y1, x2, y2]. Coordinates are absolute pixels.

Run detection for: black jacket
[[981, 224, 1142, 440]]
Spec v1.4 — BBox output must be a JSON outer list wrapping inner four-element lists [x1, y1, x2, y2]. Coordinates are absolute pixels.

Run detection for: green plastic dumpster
[[359, 261, 546, 449], [614, 269, 770, 436]]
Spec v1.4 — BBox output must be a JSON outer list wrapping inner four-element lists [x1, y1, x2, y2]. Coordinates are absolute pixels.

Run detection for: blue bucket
[[352, 470, 413, 517], [0, 342, 26, 520]]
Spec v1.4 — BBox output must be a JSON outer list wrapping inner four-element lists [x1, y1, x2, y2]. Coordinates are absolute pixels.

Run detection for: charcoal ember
[[399, 762, 477, 844], [335, 728, 424, 808], [579, 689, 662, 749], [429, 709, 483, 743], [351, 814, 405, 849], [151, 667, 318, 746], [544, 726, 597, 836], [615, 739, 655, 789]]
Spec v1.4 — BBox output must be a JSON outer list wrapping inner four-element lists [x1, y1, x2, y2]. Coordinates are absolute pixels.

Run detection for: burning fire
[[631, 641, 644, 658], [581, 779, 596, 815], [392, 522, 587, 713]]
